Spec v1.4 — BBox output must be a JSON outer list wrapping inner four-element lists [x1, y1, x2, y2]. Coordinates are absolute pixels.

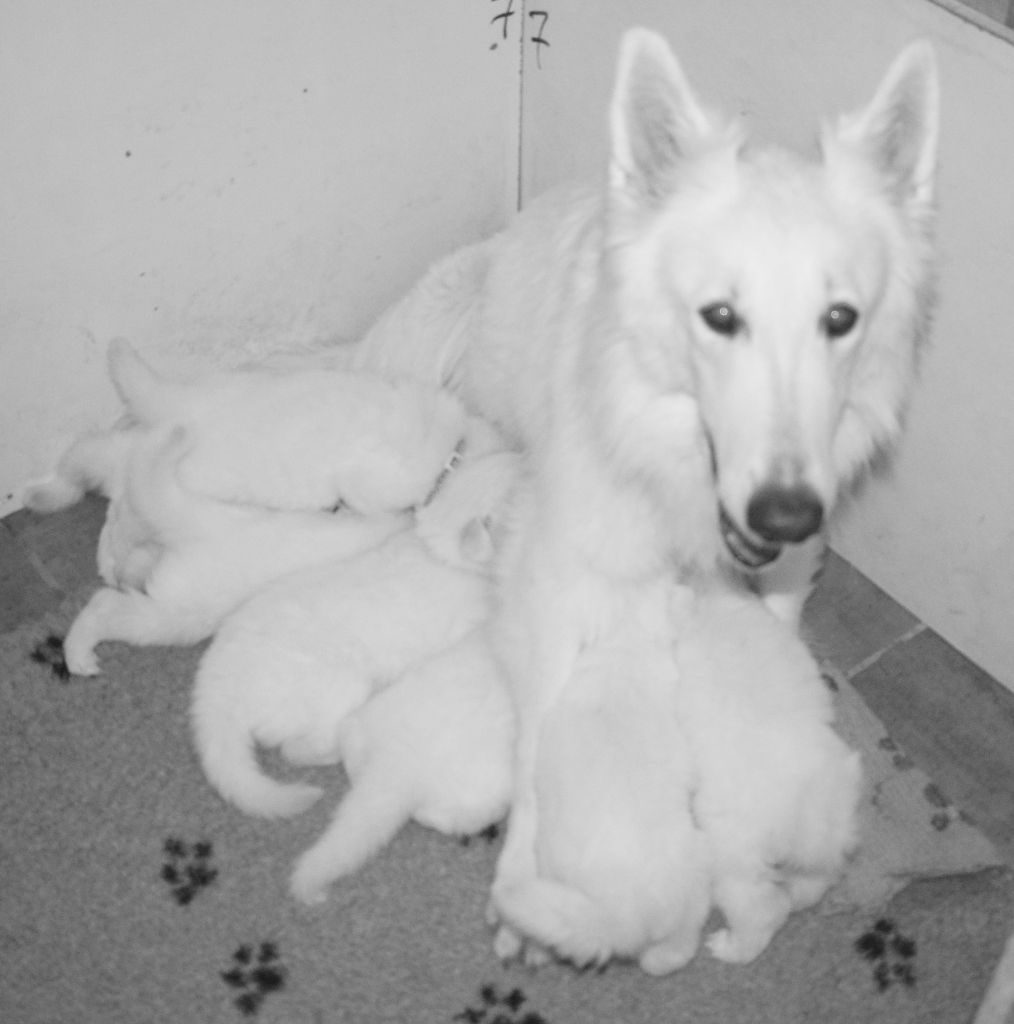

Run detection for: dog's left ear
[[609, 28, 734, 205], [824, 41, 939, 211]]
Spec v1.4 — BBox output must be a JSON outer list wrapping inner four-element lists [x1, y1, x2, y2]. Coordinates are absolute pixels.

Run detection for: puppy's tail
[[22, 428, 134, 512], [289, 722, 415, 904], [108, 338, 183, 423], [191, 658, 323, 820], [492, 876, 616, 971]]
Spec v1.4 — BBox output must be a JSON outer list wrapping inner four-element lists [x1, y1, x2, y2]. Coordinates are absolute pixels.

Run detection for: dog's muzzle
[[719, 483, 825, 570]]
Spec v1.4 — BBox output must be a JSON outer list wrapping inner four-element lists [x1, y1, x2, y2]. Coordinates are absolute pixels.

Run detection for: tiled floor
[[4, 494, 1014, 865]]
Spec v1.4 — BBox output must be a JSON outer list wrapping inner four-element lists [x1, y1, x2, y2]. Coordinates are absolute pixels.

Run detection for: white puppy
[[672, 585, 863, 964], [490, 583, 712, 976], [24, 340, 468, 521], [104, 338, 469, 514], [190, 449, 521, 820], [61, 426, 404, 675], [289, 627, 513, 904]]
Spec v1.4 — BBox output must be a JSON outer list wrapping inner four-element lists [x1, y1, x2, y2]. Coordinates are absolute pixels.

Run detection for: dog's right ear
[[609, 28, 732, 205]]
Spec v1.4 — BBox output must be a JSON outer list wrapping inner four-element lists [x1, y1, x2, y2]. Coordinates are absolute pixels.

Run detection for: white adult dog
[[353, 28, 938, 963]]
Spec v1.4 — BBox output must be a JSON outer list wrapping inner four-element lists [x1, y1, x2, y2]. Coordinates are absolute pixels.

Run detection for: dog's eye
[[699, 302, 743, 338], [822, 303, 859, 339]]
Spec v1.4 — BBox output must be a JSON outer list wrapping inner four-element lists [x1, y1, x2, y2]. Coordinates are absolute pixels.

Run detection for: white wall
[[518, 0, 1014, 692], [0, 0, 519, 509]]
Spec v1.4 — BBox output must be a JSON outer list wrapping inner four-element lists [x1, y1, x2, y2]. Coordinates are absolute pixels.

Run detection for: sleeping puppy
[[190, 448, 521, 820], [61, 425, 404, 675], [671, 584, 863, 963], [490, 582, 712, 976], [105, 338, 470, 514], [289, 627, 514, 904]]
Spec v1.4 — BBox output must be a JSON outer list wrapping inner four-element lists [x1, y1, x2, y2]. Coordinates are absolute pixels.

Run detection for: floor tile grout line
[[845, 621, 929, 681]]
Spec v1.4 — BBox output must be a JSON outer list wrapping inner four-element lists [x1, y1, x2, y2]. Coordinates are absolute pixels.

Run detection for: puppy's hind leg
[[63, 587, 209, 675], [493, 875, 614, 971], [289, 749, 415, 905], [706, 870, 793, 964]]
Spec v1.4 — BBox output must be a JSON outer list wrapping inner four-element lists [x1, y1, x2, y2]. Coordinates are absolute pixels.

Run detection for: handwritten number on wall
[[489, 1, 551, 67]]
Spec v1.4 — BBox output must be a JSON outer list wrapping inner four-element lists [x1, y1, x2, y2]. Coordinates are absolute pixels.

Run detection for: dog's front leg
[[488, 552, 586, 958]]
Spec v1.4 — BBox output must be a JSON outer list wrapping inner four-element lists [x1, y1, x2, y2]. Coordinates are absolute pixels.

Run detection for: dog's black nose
[[747, 483, 824, 544]]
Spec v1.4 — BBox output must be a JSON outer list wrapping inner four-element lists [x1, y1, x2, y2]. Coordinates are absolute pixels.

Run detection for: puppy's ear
[[824, 42, 939, 211], [609, 28, 732, 204]]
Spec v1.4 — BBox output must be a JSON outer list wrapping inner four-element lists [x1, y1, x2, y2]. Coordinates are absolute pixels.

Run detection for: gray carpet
[[1, 578, 1012, 1024]]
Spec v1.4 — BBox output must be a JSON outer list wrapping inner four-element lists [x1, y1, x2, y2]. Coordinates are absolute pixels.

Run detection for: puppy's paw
[[289, 864, 330, 907], [706, 927, 763, 965], [492, 923, 524, 962], [63, 638, 101, 677]]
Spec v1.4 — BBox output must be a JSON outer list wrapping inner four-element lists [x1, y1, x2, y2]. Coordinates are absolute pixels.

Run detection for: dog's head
[[603, 29, 939, 570]]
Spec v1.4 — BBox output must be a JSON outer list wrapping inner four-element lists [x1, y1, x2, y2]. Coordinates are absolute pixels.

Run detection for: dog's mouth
[[719, 505, 782, 569]]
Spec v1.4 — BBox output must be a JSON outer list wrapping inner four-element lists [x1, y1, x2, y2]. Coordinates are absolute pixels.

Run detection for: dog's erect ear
[[609, 28, 728, 203], [825, 41, 939, 210]]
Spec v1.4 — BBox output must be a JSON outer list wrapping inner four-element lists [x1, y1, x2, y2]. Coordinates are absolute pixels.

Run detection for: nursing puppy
[[106, 338, 469, 514], [490, 582, 711, 976], [289, 628, 514, 904], [190, 449, 520, 820], [61, 426, 404, 675], [672, 586, 863, 964]]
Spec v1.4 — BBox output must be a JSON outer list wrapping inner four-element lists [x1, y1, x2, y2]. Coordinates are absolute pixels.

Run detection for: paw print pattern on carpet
[[29, 634, 69, 681], [453, 982, 549, 1024], [855, 918, 917, 991], [161, 837, 218, 906], [220, 942, 287, 1017], [876, 734, 968, 832]]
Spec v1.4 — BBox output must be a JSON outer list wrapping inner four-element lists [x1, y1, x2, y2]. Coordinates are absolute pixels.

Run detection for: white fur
[[113, 338, 469, 515], [190, 448, 520, 819], [22, 423, 161, 589], [672, 585, 862, 964], [351, 32, 936, 966], [974, 927, 1014, 1024], [355, 31, 939, 614], [490, 582, 711, 975], [61, 426, 405, 675], [289, 628, 514, 904]]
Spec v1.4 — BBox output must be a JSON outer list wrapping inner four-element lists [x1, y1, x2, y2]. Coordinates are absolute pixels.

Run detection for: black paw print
[[454, 982, 548, 1024], [221, 942, 287, 1017], [30, 634, 69, 681], [458, 823, 502, 847], [161, 837, 218, 906], [855, 918, 916, 991]]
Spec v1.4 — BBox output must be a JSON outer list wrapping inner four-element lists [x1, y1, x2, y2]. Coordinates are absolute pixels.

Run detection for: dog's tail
[[107, 338, 184, 423], [492, 876, 618, 971], [288, 720, 415, 904], [191, 656, 324, 820]]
